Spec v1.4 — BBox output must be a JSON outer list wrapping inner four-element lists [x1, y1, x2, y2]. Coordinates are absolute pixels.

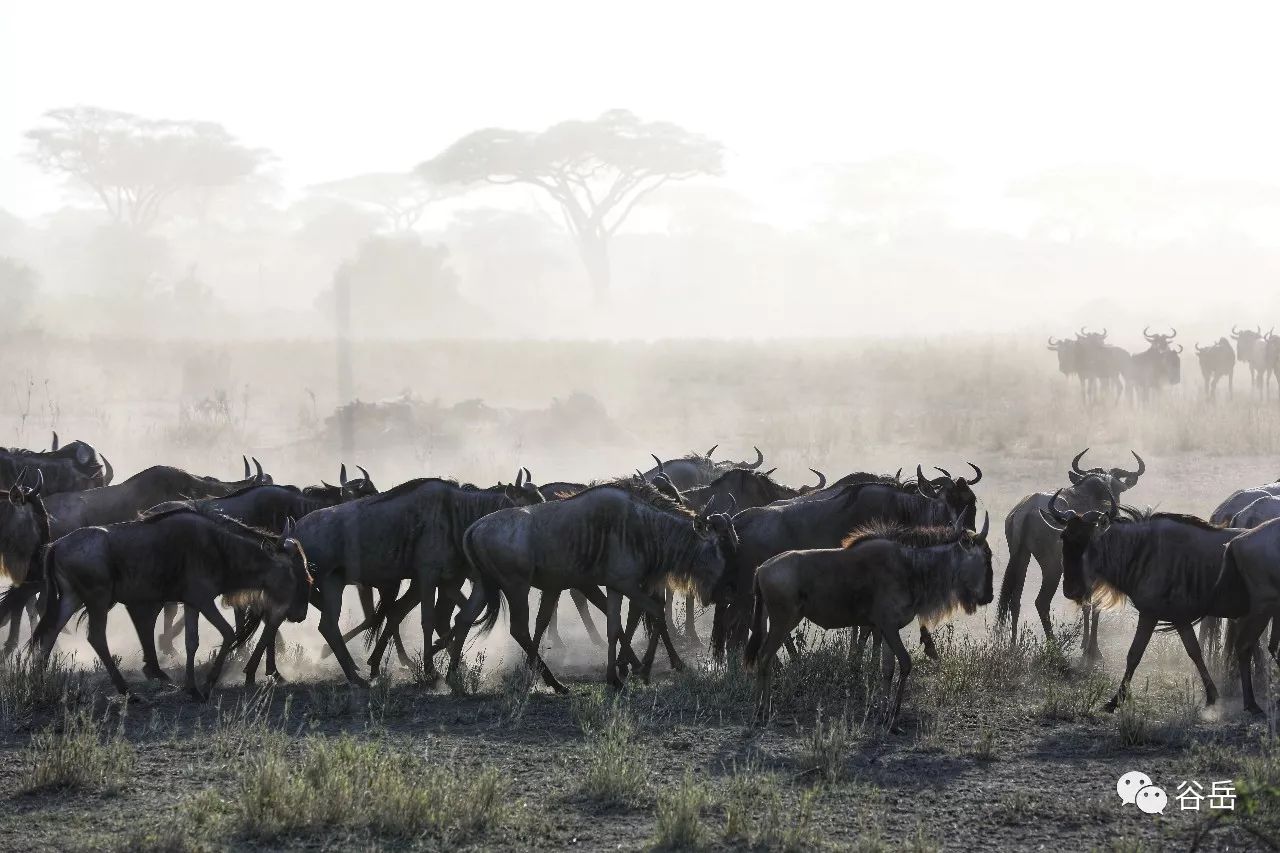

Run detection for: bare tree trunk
[[577, 233, 611, 304]]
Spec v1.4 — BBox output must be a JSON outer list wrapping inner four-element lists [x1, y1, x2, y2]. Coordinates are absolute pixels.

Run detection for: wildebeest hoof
[[142, 666, 171, 682], [266, 670, 287, 683], [1104, 699, 1120, 713]]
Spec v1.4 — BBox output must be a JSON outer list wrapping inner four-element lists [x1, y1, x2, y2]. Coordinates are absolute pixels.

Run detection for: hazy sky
[[5, 1, 1280, 225]]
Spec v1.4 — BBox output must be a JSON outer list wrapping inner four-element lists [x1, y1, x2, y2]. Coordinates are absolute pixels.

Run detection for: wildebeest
[[1046, 495, 1248, 711], [247, 472, 545, 687], [0, 461, 270, 655], [1210, 480, 1280, 525], [452, 478, 739, 692], [744, 512, 992, 724], [1047, 336, 1081, 382], [1195, 338, 1235, 400], [999, 449, 1146, 658], [1231, 325, 1272, 395], [32, 505, 312, 699], [1221, 519, 1280, 712], [715, 471, 979, 657], [1070, 328, 1128, 404], [1230, 496, 1280, 529], [641, 445, 764, 491], [1125, 327, 1181, 402], [0, 431, 110, 493]]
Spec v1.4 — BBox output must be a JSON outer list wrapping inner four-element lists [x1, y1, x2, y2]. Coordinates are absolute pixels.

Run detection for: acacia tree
[[25, 106, 269, 231], [419, 109, 723, 302], [307, 172, 448, 232]]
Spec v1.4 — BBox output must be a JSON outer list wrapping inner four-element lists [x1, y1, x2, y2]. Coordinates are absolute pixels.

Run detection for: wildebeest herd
[[1047, 325, 1280, 402], [2, 433, 1280, 725]]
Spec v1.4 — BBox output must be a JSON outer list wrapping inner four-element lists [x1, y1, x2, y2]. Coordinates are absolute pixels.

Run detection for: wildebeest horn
[[967, 462, 982, 485], [727, 493, 738, 514], [635, 469, 646, 481], [357, 465, 371, 484], [1047, 336, 1060, 350], [523, 467, 532, 484], [50, 431, 58, 451], [243, 455, 251, 478], [1122, 450, 1145, 480], [321, 480, 335, 489], [1195, 342, 1205, 353], [933, 466, 952, 479], [34, 469, 43, 496], [1047, 489, 1072, 524], [651, 454, 666, 476], [1173, 343, 1183, 353], [1070, 448, 1090, 476], [1100, 328, 1107, 338], [763, 467, 777, 477], [915, 466, 939, 498], [515, 468, 525, 487], [809, 468, 827, 489], [894, 468, 903, 482], [340, 464, 348, 485], [1168, 328, 1177, 340], [952, 512, 965, 534], [746, 446, 764, 469], [101, 454, 113, 485], [1079, 326, 1089, 338], [977, 511, 990, 541], [706, 444, 718, 458], [702, 494, 718, 515], [1144, 325, 1155, 341], [253, 458, 264, 480]]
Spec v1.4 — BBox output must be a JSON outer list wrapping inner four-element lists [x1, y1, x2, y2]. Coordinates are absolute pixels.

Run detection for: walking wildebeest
[[0, 431, 110, 492], [32, 505, 312, 699], [1000, 449, 1146, 659], [1222, 518, 1280, 713], [744, 512, 992, 725], [1046, 495, 1248, 711], [451, 478, 739, 693], [1071, 329, 1128, 404], [1126, 328, 1181, 403], [245, 472, 545, 687], [1195, 338, 1235, 400], [641, 445, 765, 491], [1231, 325, 1271, 395]]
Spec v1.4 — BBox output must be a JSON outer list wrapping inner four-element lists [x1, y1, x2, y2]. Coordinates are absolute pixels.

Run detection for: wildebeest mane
[[138, 503, 280, 547], [218, 482, 302, 500], [840, 519, 978, 550], [569, 478, 695, 518], [1087, 514, 1233, 612], [367, 477, 475, 503]]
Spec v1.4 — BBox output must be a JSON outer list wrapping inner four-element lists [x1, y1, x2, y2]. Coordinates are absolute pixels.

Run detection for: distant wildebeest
[[1047, 336, 1081, 382], [744, 513, 992, 725], [1194, 338, 1235, 400], [246, 472, 545, 687], [32, 505, 312, 699], [999, 448, 1146, 659], [1231, 325, 1272, 395], [1125, 327, 1181, 402], [714, 468, 979, 658], [0, 431, 111, 493], [1221, 518, 1280, 713], [641, 445, 764, 491], [1267, 333, 1280, 398], [0, 461, 271, 656], [451, 479, 739, 692], [1047, 495, 1248, 711], [1070, 328, 1128, 404], [1210, 480, 1280, 525]]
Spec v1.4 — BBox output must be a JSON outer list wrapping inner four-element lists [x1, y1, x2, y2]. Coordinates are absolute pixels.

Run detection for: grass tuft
[[653, 771, 709, 850], [23, 701, 135, 793]]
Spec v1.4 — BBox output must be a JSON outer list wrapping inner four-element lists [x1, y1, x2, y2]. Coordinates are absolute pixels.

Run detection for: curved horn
[[977, 511, 990, 541], [101, 454, 113, 485], [933, 466, 952, 479], [953, 511, 966, 534], [746, 446, 764, 469], [894, 468, 903, 482], [967, 462, 982, 485], [1100, 328, 1107, 338], [357, 465, 371, 484], [253, 458, 264, 480], [1232, 324, 1241, 338], [1144, 325, 1155, 340], [763, 467, 777, 477], [243, 455, 251, 479], [1126, 450, 1146, 479], [34, 469, 43, 496], [809, 468, 827, 489], [1195, 342, 1205, 353], [915, 466, 939, 499], [50, 431, 58, 452], [1047, 489, 1072, 524], [727, 493, 738, 514], [1168, 327, 1177, 340], [515, 468, 524, 488], [523, 466, 532, 483], [1173, 343, 1183, 354], [339, 463, 348, 485], [702, 493, 718, 516], [651, 454, 665, 476], [705, 444, 718, 458], [321, 480, 335, 489], [1071, 448, 1090, 475], [1047, 336, 1060, 350], [1079, 326, 1089, 338]]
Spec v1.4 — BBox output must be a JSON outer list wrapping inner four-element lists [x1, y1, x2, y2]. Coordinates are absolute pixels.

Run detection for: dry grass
[[653, 771, 710, 850], [0, 652, 82, 727], [22, 702, 135, 794], [579, 701, 647, 806]]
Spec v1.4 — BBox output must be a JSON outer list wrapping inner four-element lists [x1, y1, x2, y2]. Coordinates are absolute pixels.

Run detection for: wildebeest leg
[[850, 626, 873, 671], [606, 589, 624, 690], [542, 590, 565, 649], [584, 586, 643, 672], [508, 585, 568, 694], [683, 593, 701, 646], [184, 606, 203, 700], [1268, 617, 1280, 664], [86, 606, 130, 696], [368, 586, 424, 679], [127, 604, 170, 682], [444, 584, 486, 686], [244, 619, 275, 686], [569, 589, 604, 647], [318, 578, 369, 688], [1174, 622, 1218, 705], [1083, 604, 1103, 661], [35, 588, 81, 662], [192, 599, 238, 699], [753, 610, 793, 725], [1033, 560, 1059, 644], [919, 624, 938, 660], [158, 603, 181, 657], [1235, 613, 1271, 714], [882, 628, 913, 728], [1003, 543, 1032, 645], [357, 584, 376, 626], [1104, 613, 1157, 712]]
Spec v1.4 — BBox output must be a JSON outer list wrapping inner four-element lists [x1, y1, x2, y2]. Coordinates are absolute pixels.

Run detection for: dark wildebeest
[[1126, 327, 1181, 403], [744, 513, 992, 725], [1195, 338, 1235, 400], [1231, 325, 1271, 395], [0, 431, 111, 493], [715, 469, 979, 658], [1267, 333, 1280, 398], [1047, 336, 1081, 383], [641, 445, 765, 491], [1230, 496, 1280, 529], [1047, 495, 1248, 711], [1073, 328, 1128, 404], [1221, 519, 1280, 712], [451, 479, 739, 692], [999, 448, 1146, 659], [32, 505, 311, 699], [0, 462, 270, 656], [246, 472, 545, 687], [1210, 480, 1280, 525]]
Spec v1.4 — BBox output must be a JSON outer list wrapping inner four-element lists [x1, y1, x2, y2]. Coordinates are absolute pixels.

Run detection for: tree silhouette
[[419, 109, 722, 302], [25, 106, 270, 231]]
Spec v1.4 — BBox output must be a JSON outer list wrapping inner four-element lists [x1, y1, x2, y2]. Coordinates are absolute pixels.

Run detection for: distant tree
[[308, 172, 449, 232], [25, 106, 270, 231], [419, 109, 723, 302], [0, 257, 38, 329]]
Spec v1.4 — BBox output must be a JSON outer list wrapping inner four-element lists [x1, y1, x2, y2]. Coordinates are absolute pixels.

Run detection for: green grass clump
[[23, 702, 135, 793]]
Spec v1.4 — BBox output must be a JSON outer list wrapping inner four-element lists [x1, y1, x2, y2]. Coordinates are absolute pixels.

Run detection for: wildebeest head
[[1231, 325, 1265, 363], [230, 455, 272, 486], [1039, 488, 1119, 602], [1143, 326, 1177, 352], [693, 496, 739, 604], [7, 468, 44, 507], [952, 511, 994, 614], [916, 463, 981, 527], [504, 468, 545, 505], [277, 517, 312, 623], [338, 464, 378, 500], [796, 469, 827, 495], [1047, 336, 1079, 376], [1067, 448, 1144, 497]]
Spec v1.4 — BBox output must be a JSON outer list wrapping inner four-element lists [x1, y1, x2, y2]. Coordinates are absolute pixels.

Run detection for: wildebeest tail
[[743, 573, 766, 669], [0, 584, 26, 630], [29, 547, 65, 654], [361, 589, 395, 648], [464, 524, 506, 636], [997, 507, 1031, 623]]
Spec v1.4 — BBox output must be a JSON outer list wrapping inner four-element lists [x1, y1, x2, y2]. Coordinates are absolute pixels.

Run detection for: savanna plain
[[0, 333, 1277, 852]]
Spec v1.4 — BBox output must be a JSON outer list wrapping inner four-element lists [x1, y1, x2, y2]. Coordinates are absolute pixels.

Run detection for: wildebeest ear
[[50, 431, 59, 451], [1038, 509, 1065, 529], [1067, 471, 1082, 485]]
